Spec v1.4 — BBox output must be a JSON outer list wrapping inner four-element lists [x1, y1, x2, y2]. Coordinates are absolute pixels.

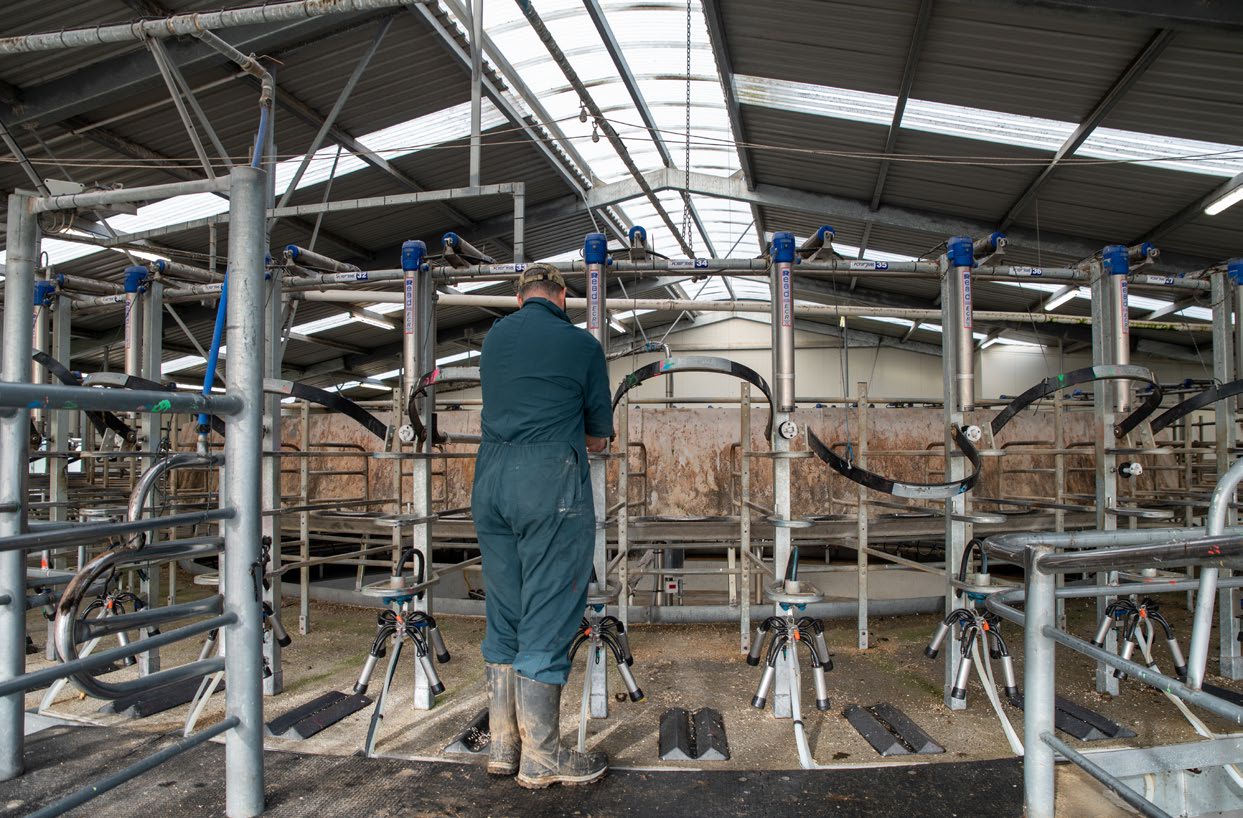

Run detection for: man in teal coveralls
[[472, 263, 613, 788]]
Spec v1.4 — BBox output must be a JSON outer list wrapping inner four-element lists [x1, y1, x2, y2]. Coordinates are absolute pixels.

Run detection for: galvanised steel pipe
[[0, 191, 36, 781], [1187, 455, 1243, 688], [981, 525, 1243, 565], [1024, 543, 1058, 818], [31, 178, 228, 212], [126, 453, 223, 549], [297, 290, 1208, 333], [222, 165, 268, 818], [0, 382, 241, 416], [947, 236, 976, 411], [0, 0, 414, 54], [770, 232, 796, 412]]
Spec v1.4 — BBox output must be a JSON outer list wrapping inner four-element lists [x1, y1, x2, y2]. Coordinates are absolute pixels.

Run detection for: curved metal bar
[[125, 453, 222, 549], [612, 356, 775, 440], [808, 426, 981, 500], [1149, 379, 1243, 436], [989, 365, 1162, 438], [266, 378, 389, 440], [54, 537, 225, 699], [408, 366, 481, 445], [32, 350, 134, 442]]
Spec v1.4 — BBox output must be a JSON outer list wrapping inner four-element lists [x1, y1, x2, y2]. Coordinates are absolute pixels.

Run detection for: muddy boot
[[514, 675, 607, 789], [486, 662, 520, 775]]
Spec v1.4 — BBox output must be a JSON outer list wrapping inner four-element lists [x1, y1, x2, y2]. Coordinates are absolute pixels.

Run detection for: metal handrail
[[54, 537, 226, 699]]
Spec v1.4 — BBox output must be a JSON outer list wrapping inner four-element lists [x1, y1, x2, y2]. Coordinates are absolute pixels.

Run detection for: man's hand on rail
[[586, 435, 609, 453]]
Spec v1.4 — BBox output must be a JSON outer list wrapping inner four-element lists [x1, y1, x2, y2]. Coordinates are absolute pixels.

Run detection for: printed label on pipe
[[1008, 266, 1044, 277], [962, 269, 973, 330], [404, 277, 415, 335], [490, 263, 527, 273], [1141, 275, 1175, 286], [669, 258, 710, 270], [849, 260, 888, 271], [331, 271, 369, 283], [1120, 279, 1129, 335], [124, 298, 134, 350], [588, 265, 602, 332], [780, 264, 793, 328]]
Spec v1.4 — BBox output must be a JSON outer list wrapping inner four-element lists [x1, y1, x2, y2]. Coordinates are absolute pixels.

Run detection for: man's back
[[479, 297, 612, 449]]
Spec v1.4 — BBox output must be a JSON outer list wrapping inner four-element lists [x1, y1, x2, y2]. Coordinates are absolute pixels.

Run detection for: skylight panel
[[292, 314, 352, 335], [161, 354, 205, 375], [733, 75, 1243, 178], [1176, 306, 1213, 322]]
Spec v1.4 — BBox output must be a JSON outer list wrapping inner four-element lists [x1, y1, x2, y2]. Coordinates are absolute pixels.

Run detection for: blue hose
[[251, 103, 271, 169]]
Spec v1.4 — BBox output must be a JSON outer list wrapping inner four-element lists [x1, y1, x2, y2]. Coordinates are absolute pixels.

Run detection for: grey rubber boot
[[514, 674, 608, 789], [486, 662, 520, 775]]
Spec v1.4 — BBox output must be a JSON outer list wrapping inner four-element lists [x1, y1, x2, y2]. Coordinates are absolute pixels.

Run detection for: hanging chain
[[680, 0, 694, 256]]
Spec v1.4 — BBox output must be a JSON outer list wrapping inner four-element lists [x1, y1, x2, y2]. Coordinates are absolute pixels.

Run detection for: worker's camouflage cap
[[516, 262, 566, 292]]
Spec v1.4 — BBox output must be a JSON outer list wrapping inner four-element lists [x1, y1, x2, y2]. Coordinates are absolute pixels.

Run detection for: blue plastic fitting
[[1102, 244, 1129, 276], [442, 232, 460, 251], [123, 265, 148, 294], [770, 231, 796, 264], [584, 232, 608, 265], [285, 245, 302, 261], [628, 225, 647, 244], [1229, 258, 1243, 287], [1134, 241, 1157, 260], [987, 231, 1005, 250], [946, 236, 974, 268], [401, 240, 427, 272], [154, 259, 169, 274], [816, 225, 835, 243], [32, 280, 57, 307]]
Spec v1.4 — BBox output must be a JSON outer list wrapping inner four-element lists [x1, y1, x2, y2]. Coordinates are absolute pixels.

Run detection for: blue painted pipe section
[[946, 235, 974, 268], [1229, 258, 1243, 287], [198, 276, 228, 430], [628, 225, 647, 244], [251, 104, 271, 169], [583, 232, 608, 265], [1102, 244, 1129, 276], [770, 231, 795, 264]]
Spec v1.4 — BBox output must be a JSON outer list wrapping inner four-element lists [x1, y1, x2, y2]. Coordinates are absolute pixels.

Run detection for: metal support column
[[468, 0, 483, 187], [138, 274, 163, 674], [0, 190, 38, 780], [617, 393, 629, 629], [222, 165, 268, 818], [856, 382, 870, 650], [1091, 245, 1127, 696], [48, 290, 72, 565], [584, 232, 610, 718], [1213, 265, 1242, 678], [406, 239, 436, 710], [262, 266, 284, 695], [941, 236, 974, 709], [770, 232, 796, 717], [1024, 544, 1057, 818], [739, 383, 752, 652]]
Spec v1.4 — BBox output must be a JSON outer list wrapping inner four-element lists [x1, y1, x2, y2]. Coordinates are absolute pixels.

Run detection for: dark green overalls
[[473, 298, 613, 684]]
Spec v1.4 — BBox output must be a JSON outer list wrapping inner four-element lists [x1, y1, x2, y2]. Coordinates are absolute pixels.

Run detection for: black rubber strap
[[1149, 379, 1243, 435], [286, 382, 389, 441], [32, 350, 134, 442], [408, 367, 481, 445], [613, 356, 776, 440], [808, 426, 981, 500], [990, 365, 1162, 439]]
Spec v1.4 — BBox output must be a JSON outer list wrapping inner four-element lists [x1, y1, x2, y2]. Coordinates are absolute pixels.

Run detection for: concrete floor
[[18, 565, 1241, 817]]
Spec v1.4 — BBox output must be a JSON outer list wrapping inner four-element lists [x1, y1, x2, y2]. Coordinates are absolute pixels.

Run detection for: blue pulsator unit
[[1102, 245, 1129, 276], [402, 240, 427, 272], [946, 236, 974, 268], [629, 225, 647, 244], [584, 232, 608, 265], [771, 231, 796, 264], [1229, 258, 1243, 286], [32, 280, 57, 306], [123, 265, 148, 293]]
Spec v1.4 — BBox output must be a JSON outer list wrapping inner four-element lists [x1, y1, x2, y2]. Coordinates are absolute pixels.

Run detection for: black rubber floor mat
[[0, 726, 1024, 818], [1010, 693, 1136, 741], [844, 703, 944, 756], [443, 709, 490, 755], [265, 691, 371, 740], [99, 677, 222, 720], [658, 707, 729, 761]]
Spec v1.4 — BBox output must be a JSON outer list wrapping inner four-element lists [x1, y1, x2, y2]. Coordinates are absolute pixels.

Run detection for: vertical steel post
[[512, 187, 525, 262], [769, 231, 796, 717], [0, 191, 38, 781], [468, 0, 483, 187], [32, 275, 52, 656], [618, 392, 629, 629], [262, 269, 283, 695], [739, 383, 752, 653], [584, 232, 611, 718], [1210, 265, 1241, 679], [139, 274, 164, 674], [856, 382, 869, 650], [222, 165, 267, 818], [941, 236, 974, 708], [1024, 543, 1057, 818], [1091, 246, 1125, 696], [48, 290, 71, 558], [298, 400, 311, 635]]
